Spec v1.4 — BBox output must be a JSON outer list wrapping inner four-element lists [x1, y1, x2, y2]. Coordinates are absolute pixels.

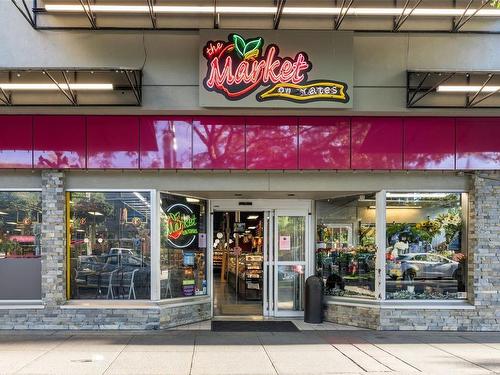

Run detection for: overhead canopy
[[0, 68, 142, 106], [12, 0, 500, 32], [407, 70, 500, 108]]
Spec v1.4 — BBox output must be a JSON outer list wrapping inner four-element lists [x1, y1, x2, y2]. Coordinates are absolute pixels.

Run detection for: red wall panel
[[456, 118, 500, 170], [351, 117, 403, 170], [87, 116, 139, 169], [246, 117, 298, 170], [299, 117, 350, 169], [193, 117, 245, 169], [34, 116, 86, 169], [140, 117, 192, 169], [0, 116, 33, 169], [404, 118, 455, 170]]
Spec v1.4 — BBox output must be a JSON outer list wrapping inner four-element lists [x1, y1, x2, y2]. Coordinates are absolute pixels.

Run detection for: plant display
[[415, 218, 442, 242], [436, 208, 462, 244], [492, 0, 500, 8]]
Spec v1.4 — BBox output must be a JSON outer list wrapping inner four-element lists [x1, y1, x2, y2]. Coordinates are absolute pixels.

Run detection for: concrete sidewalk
[[0, 324, 499, 375]]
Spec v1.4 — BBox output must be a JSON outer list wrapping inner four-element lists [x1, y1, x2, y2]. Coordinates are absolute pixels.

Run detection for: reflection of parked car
[[108, 248, 134, 257], [388, 253, 458, 280]]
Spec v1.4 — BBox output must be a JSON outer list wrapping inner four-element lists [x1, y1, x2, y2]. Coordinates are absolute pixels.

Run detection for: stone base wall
[[0, 303, 213, 330], [160, 302, 212, 329], [0, 307, 161, 330], [324, 303, 380, 330]]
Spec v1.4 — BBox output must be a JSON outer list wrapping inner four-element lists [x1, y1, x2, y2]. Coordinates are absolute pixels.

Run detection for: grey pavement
[[0, 325, 499, 375]]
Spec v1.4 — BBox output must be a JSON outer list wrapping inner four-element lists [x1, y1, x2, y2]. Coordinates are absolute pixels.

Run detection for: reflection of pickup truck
[[105, 248, 149, 269], [108, 248, 134, 257]]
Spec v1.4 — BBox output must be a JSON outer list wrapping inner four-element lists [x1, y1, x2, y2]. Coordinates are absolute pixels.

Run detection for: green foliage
[[492, 0, 500, 8], [0, 240, 22, 256], [71, 193, 114, 221]]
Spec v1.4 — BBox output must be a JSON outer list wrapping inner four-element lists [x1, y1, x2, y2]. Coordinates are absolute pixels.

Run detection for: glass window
[[160, 193, 207, 299], [385, 192, 467, 300], [68, 192, 151, 300], [316, 194, 377, 299], [0, 191, 42, 300]]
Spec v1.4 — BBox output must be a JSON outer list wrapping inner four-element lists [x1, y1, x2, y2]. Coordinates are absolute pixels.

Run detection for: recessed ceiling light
[[186, 197, 200, 203], [247, 215, 259, 220], [88, 211, 103, 216]]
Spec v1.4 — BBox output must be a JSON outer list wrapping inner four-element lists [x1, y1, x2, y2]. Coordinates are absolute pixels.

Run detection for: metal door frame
[[209, 200, 313, 318], [273, 209, 310, 317]]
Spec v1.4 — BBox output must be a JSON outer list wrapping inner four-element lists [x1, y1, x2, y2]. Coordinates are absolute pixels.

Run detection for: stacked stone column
[[41, 170, 66, 307]]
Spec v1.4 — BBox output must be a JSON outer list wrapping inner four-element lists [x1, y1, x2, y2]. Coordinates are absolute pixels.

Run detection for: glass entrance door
[[264, 209, 309, 317]]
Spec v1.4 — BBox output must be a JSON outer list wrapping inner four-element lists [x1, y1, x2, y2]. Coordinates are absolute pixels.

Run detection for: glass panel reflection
[[385, 192, 467, 300], [277, 265, 305, 312], [160, 193, 207, 299], [0, 191, 42, 300], [69, 192, 151, 300], [277, 216, 305, 262], [316, 194, 377, 299]]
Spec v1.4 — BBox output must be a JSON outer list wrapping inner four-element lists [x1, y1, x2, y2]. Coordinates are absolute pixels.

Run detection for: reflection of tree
[[247, 126, 296, 168], [299, 125, 349, 168], [0, 192, 40, 213], [193, 124, 244, 168], [72, 193, 114, 255], [37, 152, 82, 168]]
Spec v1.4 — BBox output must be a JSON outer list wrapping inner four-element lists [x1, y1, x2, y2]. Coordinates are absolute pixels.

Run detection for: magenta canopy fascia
[[0, 115, 498, 171]]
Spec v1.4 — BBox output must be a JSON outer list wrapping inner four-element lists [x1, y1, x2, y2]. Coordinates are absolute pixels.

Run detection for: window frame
[[157, 191, 211, 302], [0, 188, 43, 306], [320, 189, 470, 306], [66, 189, 156, 301]]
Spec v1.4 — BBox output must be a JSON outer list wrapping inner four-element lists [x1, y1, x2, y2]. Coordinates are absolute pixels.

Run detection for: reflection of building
[[0, 3, 499, 331]]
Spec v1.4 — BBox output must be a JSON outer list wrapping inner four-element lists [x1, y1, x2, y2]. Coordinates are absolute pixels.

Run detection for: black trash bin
[[304, 275, 323, 324]]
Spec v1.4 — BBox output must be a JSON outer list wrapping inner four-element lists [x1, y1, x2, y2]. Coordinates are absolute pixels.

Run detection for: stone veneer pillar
[[41, 170, 66, 307], [468, 171, 500, 328]]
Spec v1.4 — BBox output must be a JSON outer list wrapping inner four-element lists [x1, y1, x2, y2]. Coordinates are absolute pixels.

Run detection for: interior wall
[[1, 2, 500, 116]]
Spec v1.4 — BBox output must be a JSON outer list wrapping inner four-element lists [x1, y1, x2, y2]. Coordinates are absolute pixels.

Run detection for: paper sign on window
[[279, 235, 291, 250]]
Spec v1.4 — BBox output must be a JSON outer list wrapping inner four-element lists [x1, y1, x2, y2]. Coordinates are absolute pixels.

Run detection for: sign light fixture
[[437, 85, 500, 93], [44, 4, 500, 17], [0, 83, 113, 91]]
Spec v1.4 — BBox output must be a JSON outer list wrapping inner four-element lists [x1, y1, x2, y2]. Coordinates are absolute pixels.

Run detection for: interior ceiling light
[[386, 193, 450, 198], [247, 215, 259, 220], [43, 5, 500, 17], [437, 85, 500, 93], [0, 83, 113, 91]]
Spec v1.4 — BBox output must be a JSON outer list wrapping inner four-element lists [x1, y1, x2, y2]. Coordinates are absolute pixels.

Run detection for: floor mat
[[211, 320, 299, 332]]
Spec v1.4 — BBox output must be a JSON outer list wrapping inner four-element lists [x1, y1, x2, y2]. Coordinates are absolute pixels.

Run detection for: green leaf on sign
[[232, 34, 246, 59], [243, 38, 263, 57]]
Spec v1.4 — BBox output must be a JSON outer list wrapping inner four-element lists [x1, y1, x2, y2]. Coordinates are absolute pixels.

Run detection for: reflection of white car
[[392, 253, 458, 280]]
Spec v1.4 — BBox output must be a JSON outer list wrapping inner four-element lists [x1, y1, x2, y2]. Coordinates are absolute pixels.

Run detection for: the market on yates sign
[[199, 31, 353, 108]]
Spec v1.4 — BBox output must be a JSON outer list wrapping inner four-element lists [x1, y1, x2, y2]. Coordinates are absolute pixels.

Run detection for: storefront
[[0, 1, 499, 331]]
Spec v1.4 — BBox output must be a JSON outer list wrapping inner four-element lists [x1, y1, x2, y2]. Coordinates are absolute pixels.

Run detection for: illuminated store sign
[[164, 203, 198, 248], [202, 33, 349, 104]]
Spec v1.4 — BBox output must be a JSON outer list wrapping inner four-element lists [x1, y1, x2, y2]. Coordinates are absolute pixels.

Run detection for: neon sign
[[164, 203, 198, 248], [203, 33, 349, 104]]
